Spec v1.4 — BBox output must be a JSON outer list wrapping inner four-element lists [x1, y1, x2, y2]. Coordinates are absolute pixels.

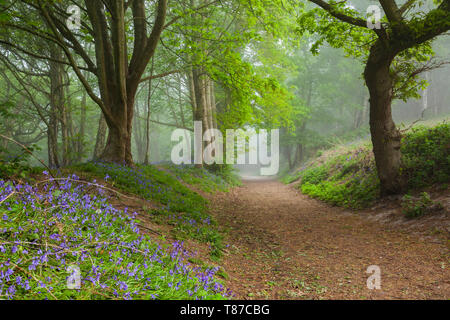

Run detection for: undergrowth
[[283, 122, 449, 209], [161, 163, 241, 193], [400, 190, 445, 219], [74, 162, 226, 259], [0, 174, 231, 300]]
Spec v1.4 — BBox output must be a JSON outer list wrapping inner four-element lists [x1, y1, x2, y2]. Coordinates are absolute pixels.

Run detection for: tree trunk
[[362, 93, 369, 126], [210, 80, 217, 129], [153, 114, 161, 163], [286, 146, 293, 170], [49, 45, 64, 168], [77, 80, 87, 163], [59, 100, 69, 166], [47, 110, 59, 168], [142, 58, 155, 165], [421, 71, 429, 117], [133, 102, 145, 163], [93, 113, 108, 160], [64, 71, 75, 165], [82, 0, 167, 166], [294, 143, 303, 166], [100, 114, 130, 164], [364, 43, 403, 196], [192, 67, 207, 168]]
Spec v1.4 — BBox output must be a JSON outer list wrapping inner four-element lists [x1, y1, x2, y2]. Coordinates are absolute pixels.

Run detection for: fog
[[1, 0, 448, 176]]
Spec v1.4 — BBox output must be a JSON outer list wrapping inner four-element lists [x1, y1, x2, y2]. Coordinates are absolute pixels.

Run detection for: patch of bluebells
[[77, 162, 224, 253], [82, 162, 207, 213], [0, 175, 231, 300]]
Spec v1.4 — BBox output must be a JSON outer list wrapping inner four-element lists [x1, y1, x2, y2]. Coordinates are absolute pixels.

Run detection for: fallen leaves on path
[[209, 179, 449, 300]]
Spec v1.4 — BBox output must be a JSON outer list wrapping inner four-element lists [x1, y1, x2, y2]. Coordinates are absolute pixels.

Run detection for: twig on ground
[[0, 191, 16, 205]]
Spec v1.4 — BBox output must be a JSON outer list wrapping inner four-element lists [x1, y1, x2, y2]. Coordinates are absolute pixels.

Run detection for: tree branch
[[408, 0, 450, 46], [37, 0, 108, 120], [129, 0, 167, 86], [308, 0, 390, 41], [139, 70, 182, 83], [308, 0, 369, 29], [163, 0, 220, 30], [378, 0, 403, 23], [399, 0, 417, 15], [0, 40, 91, 72]]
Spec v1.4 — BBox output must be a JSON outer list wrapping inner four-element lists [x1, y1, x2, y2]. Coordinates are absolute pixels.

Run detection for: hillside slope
[[283, 122, 449, 209], [0, 162, 237, 300]]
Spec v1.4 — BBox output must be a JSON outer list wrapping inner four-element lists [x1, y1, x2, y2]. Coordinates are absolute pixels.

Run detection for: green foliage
[[205, 164, 242, 188], [392, 42, 434, 101], [298, 149, 379, 208], [296, 2, 374, 58], [296, 1, 445, 105], [161, 164, 241, 193], [0, 160, 41, 180], [163, 164, 226, 193], [300, 165, 329, 185], [280, 170, 302, 184], [289, 123, 449, 209], [0, 138, 41, 180], [401, 192, 443, 219], [279, 39, 370, 169], [165, 0, 297, 132], [77, 162, 206, 211], [213, 50, 295, 130], [0, 0, 11, 24], [401, 123, 450, 189]]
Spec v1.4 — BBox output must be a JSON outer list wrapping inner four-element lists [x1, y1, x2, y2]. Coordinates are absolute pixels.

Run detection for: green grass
[[160, 163, 241, 193], [280, 170, 302, 184], [284, 122, 449, 209], [73, 162, 230, 259]]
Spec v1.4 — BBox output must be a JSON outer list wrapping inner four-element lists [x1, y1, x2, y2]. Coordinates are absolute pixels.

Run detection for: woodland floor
[[209, 177, 450, 300]]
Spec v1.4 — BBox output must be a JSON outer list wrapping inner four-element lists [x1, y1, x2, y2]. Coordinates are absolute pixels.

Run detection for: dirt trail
[[210, 178, 449, 299]]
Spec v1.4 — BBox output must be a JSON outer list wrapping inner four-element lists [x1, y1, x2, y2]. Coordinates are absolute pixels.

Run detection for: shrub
[[161, 163, 240, 193], [401, 123, 450, 189], [0, 143, 41, 179], [301, 165, 329, 185], [401, 192, 443, 219], [296, 146, 379, 208], [292, 123, 449, 209]]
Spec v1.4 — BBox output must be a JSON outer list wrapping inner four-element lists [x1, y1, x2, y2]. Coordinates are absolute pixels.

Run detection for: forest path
[[210, 179, 449, 299]]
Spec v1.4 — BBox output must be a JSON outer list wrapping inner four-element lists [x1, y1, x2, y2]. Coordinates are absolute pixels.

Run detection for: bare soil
[[209, 178, 450, 300]]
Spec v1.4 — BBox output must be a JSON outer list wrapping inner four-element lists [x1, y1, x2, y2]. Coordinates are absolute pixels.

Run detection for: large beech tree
[[2, 0, 168, 165], [302, 0, 450, 195]]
